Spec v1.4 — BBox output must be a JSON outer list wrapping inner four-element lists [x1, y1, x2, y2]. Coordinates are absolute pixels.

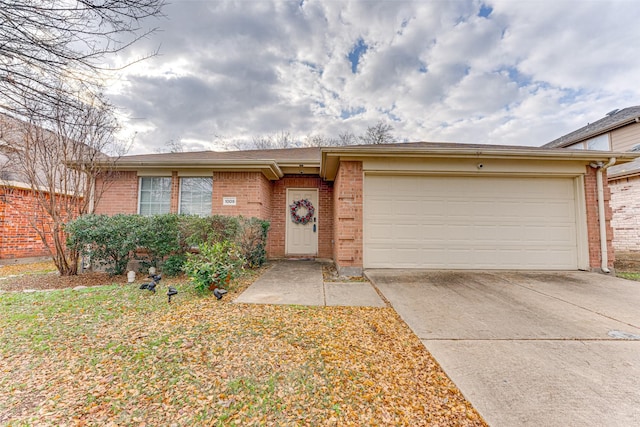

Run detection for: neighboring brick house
[[0, 116, 52, 262], [544, 106, 640, 265], [0, 184, 55, 260], [0, 114, 85, 263], [92, 142, 636, 275]]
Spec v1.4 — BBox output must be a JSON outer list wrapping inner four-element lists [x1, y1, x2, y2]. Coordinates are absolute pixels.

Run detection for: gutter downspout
[[590, 158, 616, 273]]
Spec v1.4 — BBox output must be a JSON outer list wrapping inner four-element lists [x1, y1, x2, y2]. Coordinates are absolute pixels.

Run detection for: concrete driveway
[[366, 270, 640, 427]]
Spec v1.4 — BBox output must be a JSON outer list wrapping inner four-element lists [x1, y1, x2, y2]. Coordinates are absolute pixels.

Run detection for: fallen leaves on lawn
[[0, 266, 486, 426], [0, 261, 57, 278]]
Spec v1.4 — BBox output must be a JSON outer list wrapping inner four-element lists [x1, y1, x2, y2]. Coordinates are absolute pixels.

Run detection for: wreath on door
[[289, 199, 315, 224]]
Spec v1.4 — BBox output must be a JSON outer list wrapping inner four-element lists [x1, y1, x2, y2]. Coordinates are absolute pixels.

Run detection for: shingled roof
[[544, 106, 640, 148], [112, 146, 322, 163], [111, 141, 567, 166]]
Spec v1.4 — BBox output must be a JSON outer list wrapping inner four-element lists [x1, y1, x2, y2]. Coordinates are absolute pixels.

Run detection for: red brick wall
[[0, 187, 53, 259], [584, 166, 615, 270], [170, 171, 180, 213], [94, 171, 139, 215], [268, 176, 333, 259], [332, 161, 363, 273], [211, 172, 271, 218], [610, 175, 640, 252]]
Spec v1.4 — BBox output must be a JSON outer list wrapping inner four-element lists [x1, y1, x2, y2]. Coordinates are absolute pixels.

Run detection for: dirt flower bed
[[322, 262, 368, 283], [0, 262, 193, 292], [0, 262, 486, 426]]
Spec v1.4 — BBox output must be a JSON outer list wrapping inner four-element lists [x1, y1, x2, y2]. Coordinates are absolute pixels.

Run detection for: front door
[[286, 188, 318, 255]]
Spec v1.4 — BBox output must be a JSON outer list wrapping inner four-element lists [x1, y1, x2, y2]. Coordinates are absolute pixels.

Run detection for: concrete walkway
[[235, 260, 385, 307]]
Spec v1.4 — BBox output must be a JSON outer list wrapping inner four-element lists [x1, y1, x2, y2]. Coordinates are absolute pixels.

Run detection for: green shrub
[[161, 253, 187, 277], [136, 214, 182, 271], [182, 215, 241, 247], [237, 217, 270, 268], [66, 213, 270, 278], [66, 214, 144, 275], [183, 241, 246, 292]]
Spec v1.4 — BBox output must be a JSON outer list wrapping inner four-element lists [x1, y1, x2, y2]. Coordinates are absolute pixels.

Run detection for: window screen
[[139, 177, 172, 215], [179, 177, 213, 216]]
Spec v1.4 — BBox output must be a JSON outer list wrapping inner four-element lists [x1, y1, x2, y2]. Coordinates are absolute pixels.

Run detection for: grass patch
[[616, 272, 640, 281], [0, 271, 485, 426]]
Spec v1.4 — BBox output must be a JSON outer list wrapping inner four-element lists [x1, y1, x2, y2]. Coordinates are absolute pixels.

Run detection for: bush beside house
[[66, 214, 270, 283]]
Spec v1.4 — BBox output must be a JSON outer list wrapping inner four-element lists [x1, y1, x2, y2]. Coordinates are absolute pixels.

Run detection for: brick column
[[333, 161, 363, 276], [584, 166, 615, 271], [170, 171, 180, 213]]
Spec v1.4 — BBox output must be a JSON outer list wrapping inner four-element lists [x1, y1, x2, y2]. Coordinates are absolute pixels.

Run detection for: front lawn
[[0, 268, 485, 426]]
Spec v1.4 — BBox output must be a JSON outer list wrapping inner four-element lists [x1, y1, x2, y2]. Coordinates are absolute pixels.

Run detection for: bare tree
[[0, 0, 165, 118], [155, 138, 185, 153], [302, 134, 336, 147], [359, 120, 396, 145], [337, 131, 359, 146], [224, 121, 397, 151], [251, 131, 297, 150], [0, 91, 122, 275], [298, 125, 395, 147]]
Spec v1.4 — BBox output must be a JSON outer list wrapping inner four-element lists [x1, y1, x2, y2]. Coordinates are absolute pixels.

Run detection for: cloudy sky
[[106, 0, 640, 154]]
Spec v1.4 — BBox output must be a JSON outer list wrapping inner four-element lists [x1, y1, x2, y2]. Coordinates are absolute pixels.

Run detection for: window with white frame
[[566, 134, 610, 151], [179, 177, 213, 216], [586, 134, 610, 151], [139, 177, 172, 215]]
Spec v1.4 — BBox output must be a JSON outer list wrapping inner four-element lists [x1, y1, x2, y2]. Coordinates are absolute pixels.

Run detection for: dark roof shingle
[[116, 146, 322, 163], [544, 106, 640, 148]]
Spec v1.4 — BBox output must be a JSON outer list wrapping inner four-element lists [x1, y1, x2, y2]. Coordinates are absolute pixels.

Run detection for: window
[[586, 134, 610, 151], [139, 177, 171, 215], [179, 177, 213, 216], [565, 134, 610, 151]]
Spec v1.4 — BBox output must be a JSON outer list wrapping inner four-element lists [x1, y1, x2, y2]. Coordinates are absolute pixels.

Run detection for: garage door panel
[[364, 175, 579, 269]]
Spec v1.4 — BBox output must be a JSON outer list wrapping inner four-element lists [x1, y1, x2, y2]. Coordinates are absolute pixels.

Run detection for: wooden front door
[[286, 188, 318, 255]]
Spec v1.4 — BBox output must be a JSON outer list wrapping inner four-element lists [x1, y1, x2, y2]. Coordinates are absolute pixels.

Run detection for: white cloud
[[105, 0, 640, 154]]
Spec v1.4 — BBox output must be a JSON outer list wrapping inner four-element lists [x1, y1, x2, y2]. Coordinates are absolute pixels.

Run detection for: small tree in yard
[[0, 0, 165, 274]]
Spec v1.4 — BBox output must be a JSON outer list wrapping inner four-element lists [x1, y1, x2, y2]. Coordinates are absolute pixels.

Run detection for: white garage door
[[364, 175, 579, 269]]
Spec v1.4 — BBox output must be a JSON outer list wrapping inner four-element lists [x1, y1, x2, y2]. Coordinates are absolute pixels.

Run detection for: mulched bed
[[0, 271, 120, 292], [0, 262, 183, 292]]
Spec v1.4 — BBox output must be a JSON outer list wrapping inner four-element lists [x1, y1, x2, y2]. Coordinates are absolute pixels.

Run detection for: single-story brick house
[[544, 106, 640, 265], [92, 142, 637, 275]]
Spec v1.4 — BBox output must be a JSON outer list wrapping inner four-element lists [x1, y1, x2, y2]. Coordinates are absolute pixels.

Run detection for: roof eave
[[608, 169, 640, 180], [99, 159, 285, 180], [320, 146, 640, 180], [548, 117, 640, 148]]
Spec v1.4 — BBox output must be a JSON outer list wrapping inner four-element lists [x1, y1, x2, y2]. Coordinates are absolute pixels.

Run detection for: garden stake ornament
[[139, 274, 162, 293]]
